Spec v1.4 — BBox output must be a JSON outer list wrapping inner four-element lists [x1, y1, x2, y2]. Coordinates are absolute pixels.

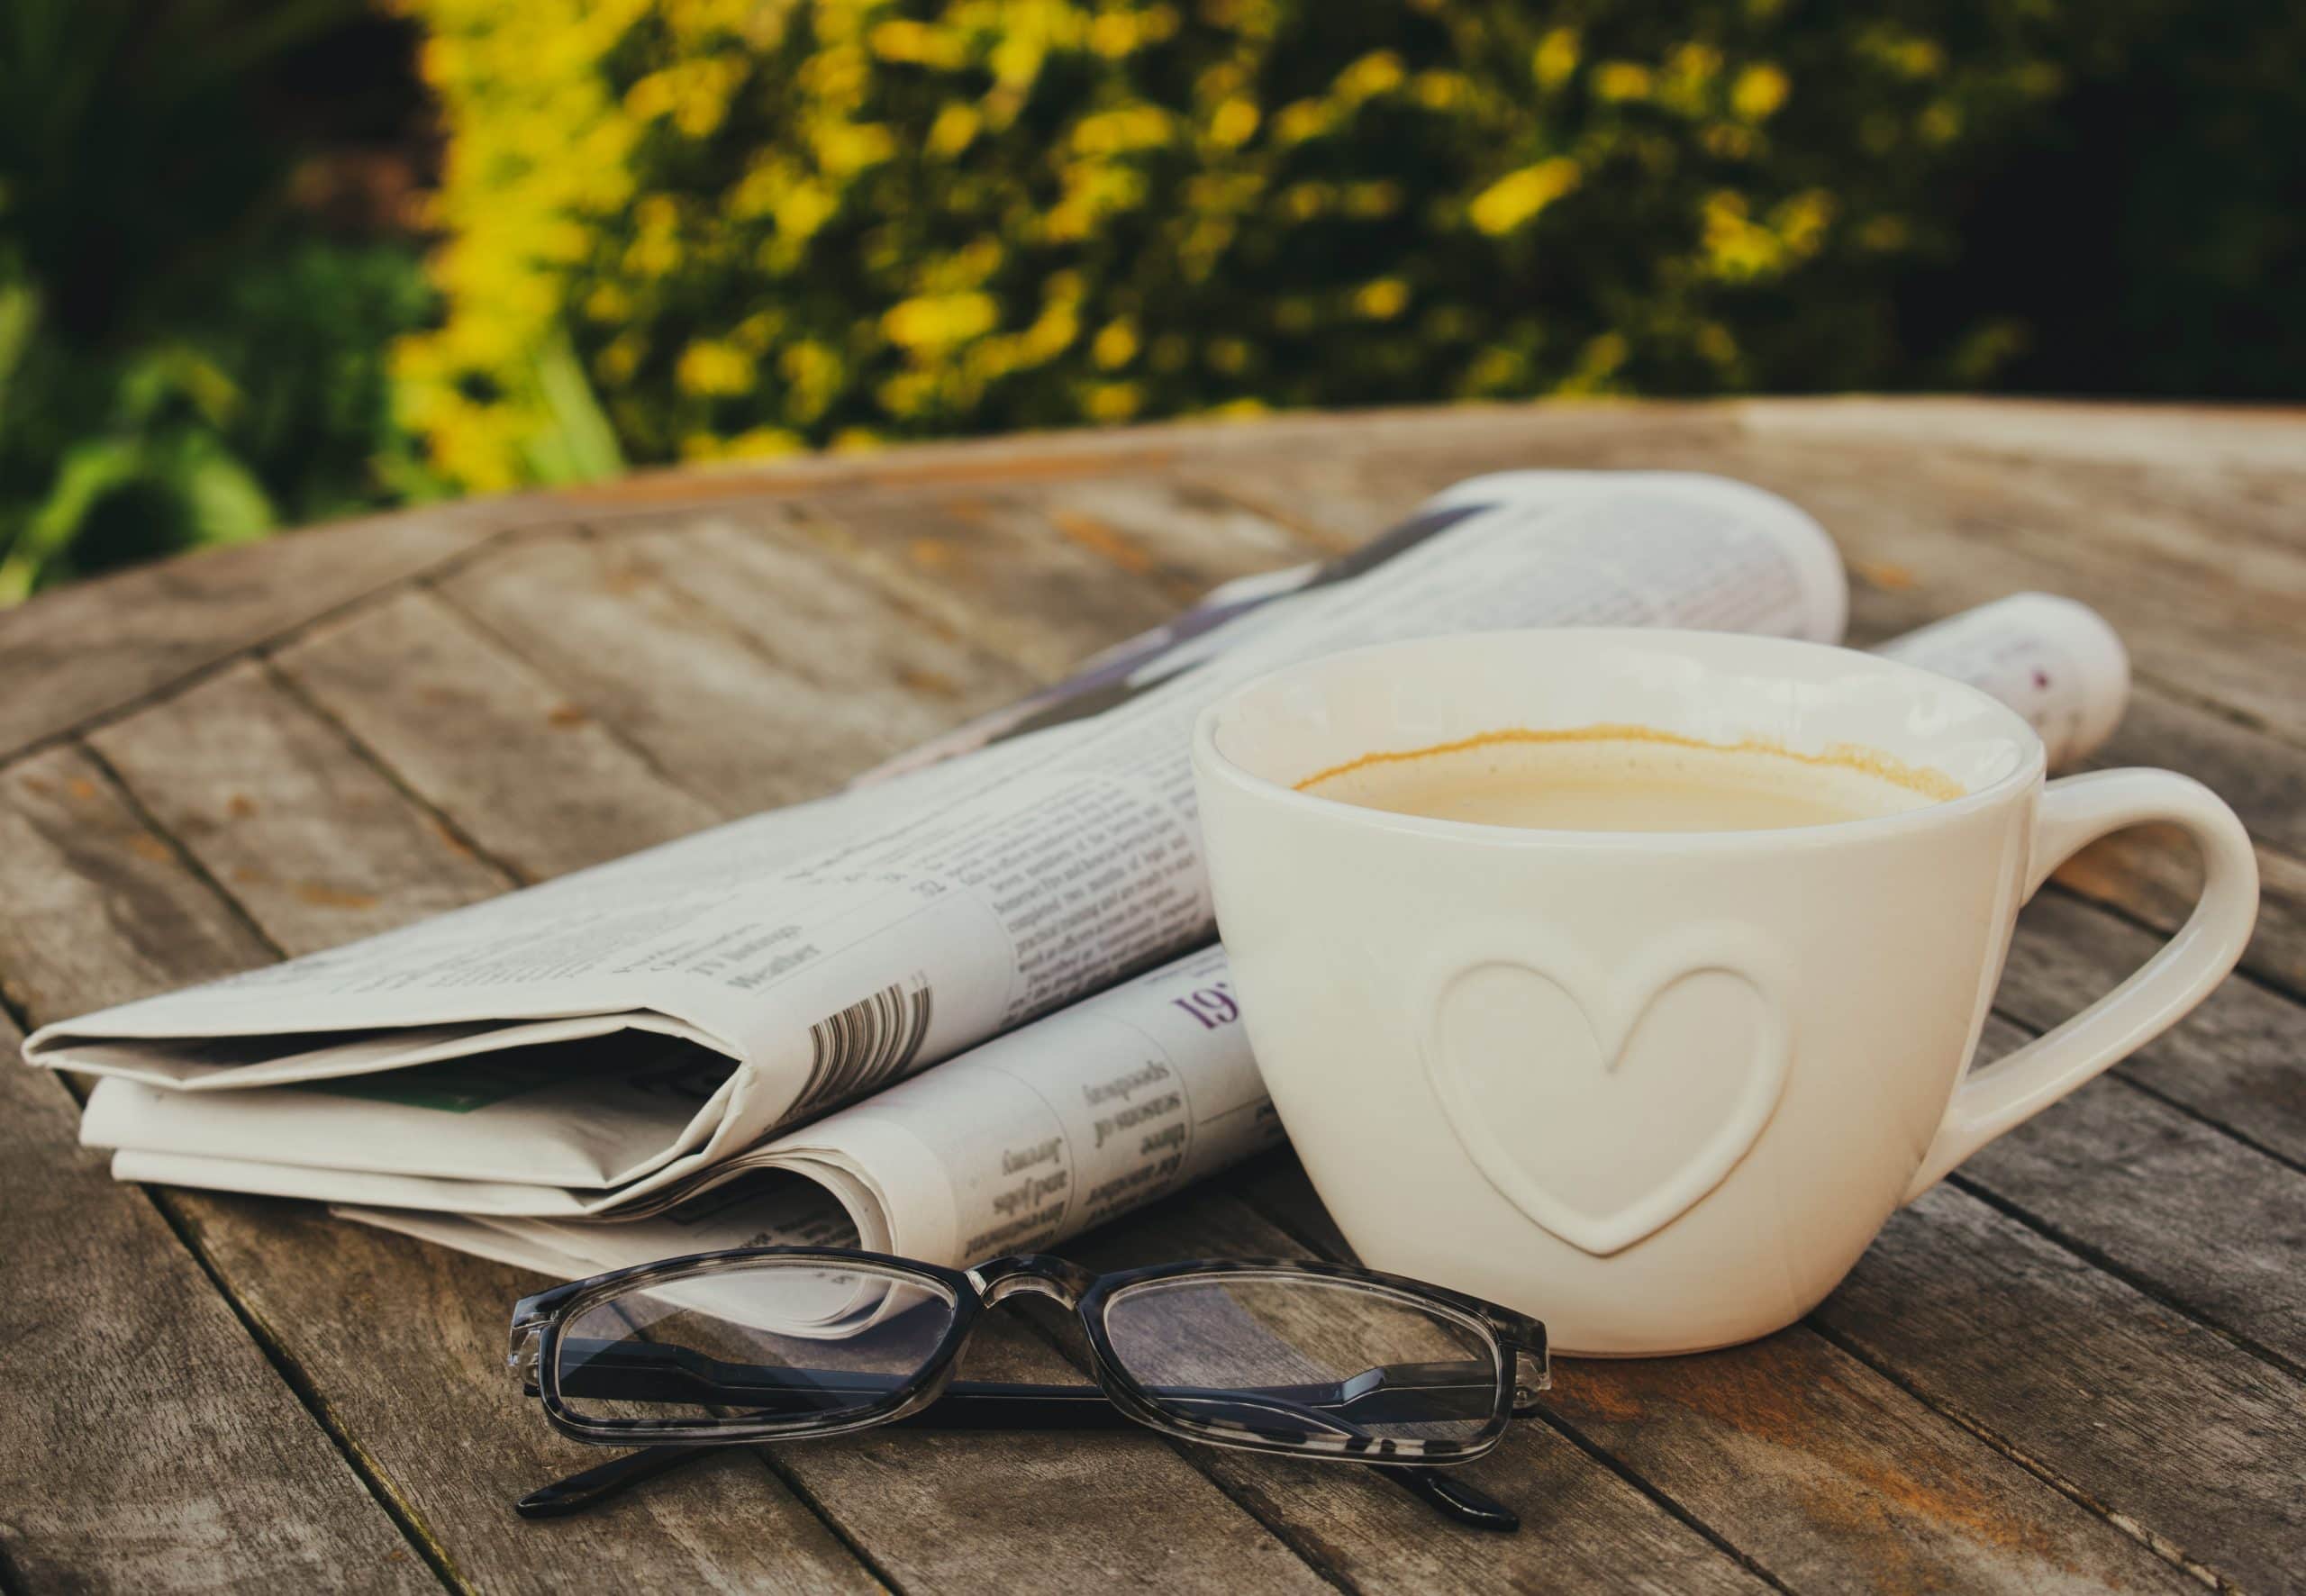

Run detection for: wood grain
[[0, 744, 269, 1021], [0, 1019, 436, 1593], [612, 514, 1038, 734], [185, 1201, 885, 1596], [1178, 405, 1743, 547], [2065, 687, 2306, 997], [783, 487, 1189, 678], [1235, 1163, 2200, 1595], [10, 702, 885, 1594], [1817, 1184, 2306, 1593], [1067, 1187, 1773, 1595], [0, 502, 505, 765], [2000, 891, 2306, 1166], [88, 662, 504, 956], [275, 586, 718, 879], [439, 521, 1028, 817], [1957, 1060, 2306, 1372], [758, 1312, 1339, 1596], [1772, 440, 2306, 743]]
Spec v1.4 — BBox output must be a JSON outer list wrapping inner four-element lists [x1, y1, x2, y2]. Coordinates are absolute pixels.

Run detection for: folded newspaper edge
[[24, 470, 2131, 1280]]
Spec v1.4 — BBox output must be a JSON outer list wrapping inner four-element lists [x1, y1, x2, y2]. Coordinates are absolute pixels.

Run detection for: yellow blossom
[[1731, 64, 1790, 121], [927, 103, 981, 157], [675, 340, 752, 396], [1083, 381, 1142, 422], [1091, 318, 1139, 368], [1208, 96, 1259, 148], [1468, 158, 1582, 234], [883, 292, 1001, 351], [1593, 62, 1653, 101], [1353, 278, 1410, 319], [1533, 28, 1580, 91]]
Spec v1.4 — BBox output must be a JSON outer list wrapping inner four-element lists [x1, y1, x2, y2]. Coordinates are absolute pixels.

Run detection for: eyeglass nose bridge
[[967, 1254, 1099, 1309]]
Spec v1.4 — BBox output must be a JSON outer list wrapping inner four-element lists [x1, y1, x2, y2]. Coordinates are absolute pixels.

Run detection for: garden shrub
[[387, 0, 2289, 491], [0, 0, 434, 598]]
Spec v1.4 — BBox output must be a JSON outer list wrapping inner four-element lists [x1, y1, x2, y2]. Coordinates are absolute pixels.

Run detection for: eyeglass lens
[[554, 1261, 959, 1426], [1101, 1273, 1505, 1446]]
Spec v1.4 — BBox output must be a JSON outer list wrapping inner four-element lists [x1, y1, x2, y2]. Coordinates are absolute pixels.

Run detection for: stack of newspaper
[[24, 471, 2130, 1279]]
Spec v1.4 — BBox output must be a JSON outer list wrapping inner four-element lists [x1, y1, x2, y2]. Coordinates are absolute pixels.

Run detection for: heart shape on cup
[[1417, 924, 1793, 1257]]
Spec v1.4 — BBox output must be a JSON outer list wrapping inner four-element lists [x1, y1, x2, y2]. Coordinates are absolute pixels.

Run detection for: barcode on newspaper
[[796, 976, 934, 1115]]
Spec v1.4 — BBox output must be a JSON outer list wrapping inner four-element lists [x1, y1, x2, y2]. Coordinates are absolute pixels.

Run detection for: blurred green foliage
[[398, 0, 2301, 494], [2, 0, 2299, 594], [0, 0, 433, 599]]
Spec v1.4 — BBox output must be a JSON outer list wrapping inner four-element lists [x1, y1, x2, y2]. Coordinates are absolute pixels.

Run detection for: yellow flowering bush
[[395, 0, 2080, 489]]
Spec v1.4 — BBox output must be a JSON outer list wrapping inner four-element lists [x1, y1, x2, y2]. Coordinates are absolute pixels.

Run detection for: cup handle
[[1899, 768, 2259, 1205]]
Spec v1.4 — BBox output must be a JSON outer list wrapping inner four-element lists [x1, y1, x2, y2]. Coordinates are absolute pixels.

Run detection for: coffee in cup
[[1298, 728, 1951, 833]]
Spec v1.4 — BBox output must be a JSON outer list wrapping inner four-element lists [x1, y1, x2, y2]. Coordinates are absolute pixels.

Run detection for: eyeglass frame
[[510, 1246, 1551, 1469]]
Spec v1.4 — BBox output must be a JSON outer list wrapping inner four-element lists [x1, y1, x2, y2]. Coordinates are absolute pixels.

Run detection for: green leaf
[[526, 324, 627, 485]]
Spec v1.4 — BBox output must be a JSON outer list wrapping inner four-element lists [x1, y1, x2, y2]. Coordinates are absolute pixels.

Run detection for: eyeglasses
[[508, 1247, 1549, 1530]]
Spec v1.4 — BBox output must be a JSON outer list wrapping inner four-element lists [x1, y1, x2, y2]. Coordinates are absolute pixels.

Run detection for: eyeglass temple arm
[[531, 1350, 1518, 1528], [518, 1426, 1516, 1532], [551, 1338, 1501, 1424]]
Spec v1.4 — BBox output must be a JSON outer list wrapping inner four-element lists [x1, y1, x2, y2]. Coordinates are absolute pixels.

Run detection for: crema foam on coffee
[[1298, 725, 1957, 833]]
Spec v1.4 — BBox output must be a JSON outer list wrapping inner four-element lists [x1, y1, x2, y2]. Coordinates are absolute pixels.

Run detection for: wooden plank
[[815, 462, 1329, 680], [186, 1201, 885, 1596], [1540, 1332, 2202, 1596], [0, 498, 567, 765], [0, 744, 270, 1021], [760, 1311, 1339, 1595], [1745, 406, 2306, 584], [5, 397, 2301, 1592], [448, 480, 1319, 816], [623, 514, 1038, 718], [1816, 1184, 2306, 1593], [439, 531, 865, 817], [1759, 440, 2306, 743], [0, 401, 1484, 763], [1956, 1020, 2306, 1371], [784, 488, 1192, 679], [87, 662, 505, 957], [1234, 1164, 2196, 1594], [274, 585, 718, 879], [1835, 476, 2306, 994], [438, 522, 1028, 817], [1738, 396, 2306, 478], [1757, 423, 2306, 618], [0, 1020, 436, 1593], [2063, 687, 2306, 998], [1999, 890, 2306, 1166], [1071, 1192, 1777, 1593], [5, 736, 885, 1593], [1179, 406, 1744, 548], [1016, 476, 1328, 598]]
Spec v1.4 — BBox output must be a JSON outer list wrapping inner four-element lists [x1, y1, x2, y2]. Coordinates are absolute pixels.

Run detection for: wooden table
[[3, 399, 2301, 1594]]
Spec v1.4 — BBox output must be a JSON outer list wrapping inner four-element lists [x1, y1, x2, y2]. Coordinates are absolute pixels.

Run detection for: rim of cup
[[1191, 627, 2052, 854]]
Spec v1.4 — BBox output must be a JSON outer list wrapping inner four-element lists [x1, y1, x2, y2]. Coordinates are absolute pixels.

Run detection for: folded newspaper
[[25, 471, 2130, 1280]]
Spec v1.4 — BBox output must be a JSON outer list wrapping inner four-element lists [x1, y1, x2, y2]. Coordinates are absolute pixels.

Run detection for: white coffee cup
[[1191, 629, 2258, 1356]]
